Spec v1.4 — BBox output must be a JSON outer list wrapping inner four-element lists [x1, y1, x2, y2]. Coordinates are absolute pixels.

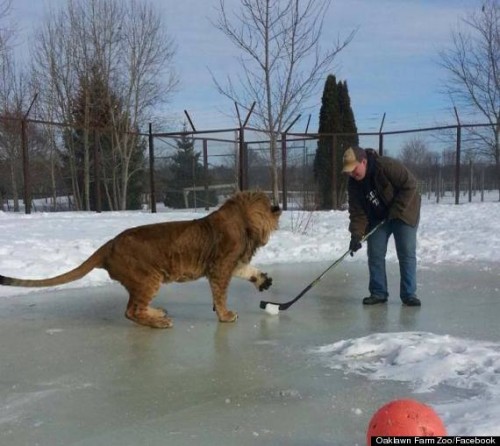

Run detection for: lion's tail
[[0, 242, 111, 288]]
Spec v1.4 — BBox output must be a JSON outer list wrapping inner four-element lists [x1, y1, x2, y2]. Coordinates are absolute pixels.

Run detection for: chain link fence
[[1, 115, 498, 213], [283, 123, 499, 209]]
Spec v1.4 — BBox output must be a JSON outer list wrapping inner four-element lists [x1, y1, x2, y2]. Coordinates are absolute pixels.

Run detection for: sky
[[9, 0, 483, 134], [1, 194, 499, 435]]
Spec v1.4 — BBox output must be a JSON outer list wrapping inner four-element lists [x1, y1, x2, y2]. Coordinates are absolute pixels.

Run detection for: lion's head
[[222, 191, 281, 246]]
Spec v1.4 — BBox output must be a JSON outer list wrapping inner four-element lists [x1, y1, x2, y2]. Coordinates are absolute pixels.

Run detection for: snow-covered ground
[[1, 195, 499, 435]]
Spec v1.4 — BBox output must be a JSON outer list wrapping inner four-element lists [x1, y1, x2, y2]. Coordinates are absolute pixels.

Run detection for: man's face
[[349, 159, 367, 181]]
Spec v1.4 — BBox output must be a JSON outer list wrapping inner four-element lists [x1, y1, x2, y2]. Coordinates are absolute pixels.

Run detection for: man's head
[[342, 146, 368, 181]]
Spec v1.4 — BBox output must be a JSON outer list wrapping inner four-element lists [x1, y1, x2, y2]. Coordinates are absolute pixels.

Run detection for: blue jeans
[[366, 219, 418, 301]]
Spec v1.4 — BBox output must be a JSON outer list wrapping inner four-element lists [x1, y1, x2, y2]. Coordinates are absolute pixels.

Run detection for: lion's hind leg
[[123, 280, 172, 329]]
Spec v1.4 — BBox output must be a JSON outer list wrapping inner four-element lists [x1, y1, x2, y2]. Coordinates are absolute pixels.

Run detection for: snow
[[311, 332, 500, 435], [1, 195, 499, 435], [1, 200, 498, 289]]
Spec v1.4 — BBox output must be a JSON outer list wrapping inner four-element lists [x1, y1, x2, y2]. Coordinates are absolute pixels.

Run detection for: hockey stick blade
[[259, 259, 340, 311], [259, 283, 310, 310], [259, 280, 314, 311]]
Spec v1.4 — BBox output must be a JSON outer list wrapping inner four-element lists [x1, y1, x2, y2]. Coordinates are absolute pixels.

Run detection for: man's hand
[[349, 235, 362, 256]]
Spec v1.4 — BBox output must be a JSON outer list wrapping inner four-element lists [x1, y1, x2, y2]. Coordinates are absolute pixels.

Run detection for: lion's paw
[[218, 310, 238, 323], [257, 273, 273, 291]]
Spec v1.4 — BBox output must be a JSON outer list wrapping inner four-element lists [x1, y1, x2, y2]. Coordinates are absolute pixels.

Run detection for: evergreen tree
[[164, 129, 217, 208], [313, 75, 358, 209], [63, 67, 145, 210], [314, 74, 339, 209]]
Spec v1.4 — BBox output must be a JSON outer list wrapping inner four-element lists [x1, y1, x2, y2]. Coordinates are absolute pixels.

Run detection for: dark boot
[[362, 296, 388, 305], [402, 297, 421, 307]]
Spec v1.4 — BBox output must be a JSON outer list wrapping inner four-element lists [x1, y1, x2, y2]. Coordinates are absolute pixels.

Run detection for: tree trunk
[[9, 160, 19, 212], [50, 155, 57, 211], [83, 93, 91, 211], [496, 121, 500, 202], [120, 156, 130, 210], [269, 133, 279, 205], [69, 148, 82, 211]]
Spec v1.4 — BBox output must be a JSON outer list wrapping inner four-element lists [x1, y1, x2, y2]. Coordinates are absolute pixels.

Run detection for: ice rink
[[0, 261, 498, 445]]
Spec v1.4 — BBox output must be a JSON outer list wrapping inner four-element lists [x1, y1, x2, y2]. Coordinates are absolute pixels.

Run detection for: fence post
[[148, 123, 157, 213], [280, 114, 300, 209], [237, 102, 255, 192], [378, 112, 386, 156], [238, 127, 247, 191], [281, 132, 288, 210], [454, 124, 461, 205], [454, 108, 461, 205], [203, 138, 209, 210]]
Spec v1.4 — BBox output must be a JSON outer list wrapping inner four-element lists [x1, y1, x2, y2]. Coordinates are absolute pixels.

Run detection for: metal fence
[[280, 122, 499, 209], [0, 114, 498, 213]]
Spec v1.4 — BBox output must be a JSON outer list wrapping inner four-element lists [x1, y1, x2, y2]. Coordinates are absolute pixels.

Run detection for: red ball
[[366, 399, 447, 445]]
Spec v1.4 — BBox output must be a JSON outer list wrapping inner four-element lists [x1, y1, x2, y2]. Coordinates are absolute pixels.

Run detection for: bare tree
[[0, 55, 22, 211], [30, 0, 178, 210], [213, 0, 355, 203], [0, 0, 13, 58], [0, 1, 28, 212], [439, 0, 500, 199], [31, 4, 91, 210], [400, 137, 434, 166], [109, 0, 178, 209]]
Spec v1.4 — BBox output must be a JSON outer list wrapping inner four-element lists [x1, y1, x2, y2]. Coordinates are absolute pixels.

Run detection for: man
[[342, 146, 421, 306]]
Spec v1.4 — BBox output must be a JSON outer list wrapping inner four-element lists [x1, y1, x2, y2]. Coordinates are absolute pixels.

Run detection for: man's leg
[[366, 221, 391, 300], [393, 219, 418, 303]]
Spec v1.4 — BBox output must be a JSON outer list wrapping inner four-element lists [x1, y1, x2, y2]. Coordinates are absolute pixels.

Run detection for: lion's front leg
[[208, 275, 237, 323], [232, 262, 273, 292]]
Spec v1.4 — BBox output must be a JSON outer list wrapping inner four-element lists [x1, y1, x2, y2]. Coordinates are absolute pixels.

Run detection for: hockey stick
[[259, 220, 385, 312]]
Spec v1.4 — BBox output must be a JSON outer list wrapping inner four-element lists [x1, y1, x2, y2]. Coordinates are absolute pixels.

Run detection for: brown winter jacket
[[347, 151, 421, 238]]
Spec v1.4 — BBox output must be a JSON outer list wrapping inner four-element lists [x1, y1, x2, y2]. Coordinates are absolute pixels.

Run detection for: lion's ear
[[271, 205, 282, 216]]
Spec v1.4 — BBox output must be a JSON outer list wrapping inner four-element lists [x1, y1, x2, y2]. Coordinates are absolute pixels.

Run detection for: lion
[[0, 191, 281, 328]]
